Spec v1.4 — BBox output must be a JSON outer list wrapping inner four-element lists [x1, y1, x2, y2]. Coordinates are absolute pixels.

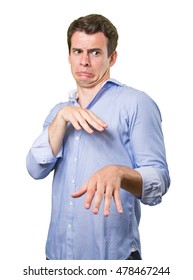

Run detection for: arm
[[72, 165, 142, 216], [26, 103, 65, 179], [72, 92, 170, 215], [26, 104, 107, 179], [26, 126, 59, 179], [130, 92, 170, 205]]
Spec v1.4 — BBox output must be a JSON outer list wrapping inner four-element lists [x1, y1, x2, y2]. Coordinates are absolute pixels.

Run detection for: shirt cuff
[[136, 166, 164, 206], [31, 127, 63, 164]]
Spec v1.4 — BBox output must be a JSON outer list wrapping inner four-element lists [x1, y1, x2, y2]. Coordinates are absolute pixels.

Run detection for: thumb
[[71, 184, 87, 198]]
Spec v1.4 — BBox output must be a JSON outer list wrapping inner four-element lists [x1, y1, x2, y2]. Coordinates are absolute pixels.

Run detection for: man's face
[[68, 31, 117, 88]]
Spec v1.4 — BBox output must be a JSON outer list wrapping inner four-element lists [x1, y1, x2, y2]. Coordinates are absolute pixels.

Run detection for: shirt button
[[68, 224, 72, 229], [72, 179, 75, 183], [74, 157, 78, 162], [69, 201, 73, 206], [75, 136, 80, 140]]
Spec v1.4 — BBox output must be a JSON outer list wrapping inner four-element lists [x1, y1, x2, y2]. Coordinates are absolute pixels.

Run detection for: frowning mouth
[[76, 71, 94, 77]]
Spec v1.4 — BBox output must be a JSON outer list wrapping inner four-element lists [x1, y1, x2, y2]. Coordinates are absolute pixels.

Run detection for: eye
[[72, 49, 82, 55], [91, 50, 101, 56]]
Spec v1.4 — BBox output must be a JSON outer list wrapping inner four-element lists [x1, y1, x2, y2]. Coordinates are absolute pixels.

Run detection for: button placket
[[65, 129, 82, 259]]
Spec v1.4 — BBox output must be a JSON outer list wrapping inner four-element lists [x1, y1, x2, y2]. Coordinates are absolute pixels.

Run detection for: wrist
[[56, 110, 68, 128], [118, 165, 142, 198]]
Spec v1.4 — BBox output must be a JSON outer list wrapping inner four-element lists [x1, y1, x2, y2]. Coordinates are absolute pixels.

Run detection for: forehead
[[71, 31, 108, 49]]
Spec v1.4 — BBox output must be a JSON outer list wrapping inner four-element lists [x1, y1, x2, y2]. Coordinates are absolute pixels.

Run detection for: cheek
[[68, 55, 77, 65], [100, 60, 110, 71], [94, 58, 108, 68], [68, 59, 77, 72]]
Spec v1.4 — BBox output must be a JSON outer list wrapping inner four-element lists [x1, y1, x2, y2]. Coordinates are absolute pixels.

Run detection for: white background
[[0, 0, 192, 279]]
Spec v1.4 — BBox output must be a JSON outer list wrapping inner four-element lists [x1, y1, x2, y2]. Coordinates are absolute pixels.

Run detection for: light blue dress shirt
[[26, 79, 170, 260]]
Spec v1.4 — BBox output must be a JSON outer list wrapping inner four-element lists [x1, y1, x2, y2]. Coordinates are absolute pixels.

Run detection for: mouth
[[76, 71, 94, 78]]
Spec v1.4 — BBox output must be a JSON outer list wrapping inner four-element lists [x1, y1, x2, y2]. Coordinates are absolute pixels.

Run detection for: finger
[[69, 115, 82, 131], [84, 183, 96, 210], [77, 116, 94, 134], [83, 110, 108, 131], [86, 110, 108, 128], [73, 111, 94, 134], [92, 184, 105, 215], [70, 120, 82, 131], [113, 188, 123, 214], [103, 186, 113, 217], [71, 184, 87, 198]]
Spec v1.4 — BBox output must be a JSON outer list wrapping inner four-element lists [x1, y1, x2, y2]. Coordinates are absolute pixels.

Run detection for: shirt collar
[[68, 78, 123, 102]]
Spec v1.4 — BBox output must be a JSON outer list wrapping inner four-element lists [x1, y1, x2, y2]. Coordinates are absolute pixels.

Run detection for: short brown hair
[[67, 14, 118, 57]]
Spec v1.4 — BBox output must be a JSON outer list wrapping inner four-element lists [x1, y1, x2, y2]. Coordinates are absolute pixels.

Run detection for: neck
[[77, 83, 103, 108]]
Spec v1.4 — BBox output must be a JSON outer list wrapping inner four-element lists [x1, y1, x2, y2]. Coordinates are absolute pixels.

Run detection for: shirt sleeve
[[129, 91, 170, 206], [30, 126, 62, 164], [136, 166, 170, 205], [26, 127, 63, 179], [26, 103, 65, 179]]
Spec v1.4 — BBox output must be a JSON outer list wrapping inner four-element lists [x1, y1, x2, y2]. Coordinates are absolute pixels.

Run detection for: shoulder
[[108, 78, 151, 100], [109, 79, 161, 118], [110, 79, 156, 105]]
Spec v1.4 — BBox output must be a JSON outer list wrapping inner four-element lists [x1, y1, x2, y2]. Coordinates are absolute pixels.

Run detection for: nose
[[80, 53, 90, 67]]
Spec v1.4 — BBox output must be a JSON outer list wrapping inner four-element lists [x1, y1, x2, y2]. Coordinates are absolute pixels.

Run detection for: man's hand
[[71, 165, 124, 217], [58, 106, 108, 133], [49, 106, 107, 156]]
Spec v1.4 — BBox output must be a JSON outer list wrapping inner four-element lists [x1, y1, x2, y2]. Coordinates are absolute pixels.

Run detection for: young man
[[26, 14, 170, 260]]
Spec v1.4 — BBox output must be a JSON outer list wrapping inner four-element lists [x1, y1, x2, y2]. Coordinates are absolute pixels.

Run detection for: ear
[[109, 51, 118, 67]]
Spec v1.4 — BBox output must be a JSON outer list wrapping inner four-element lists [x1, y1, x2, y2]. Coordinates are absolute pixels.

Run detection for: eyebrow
[[72, 48, 102, 52]]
